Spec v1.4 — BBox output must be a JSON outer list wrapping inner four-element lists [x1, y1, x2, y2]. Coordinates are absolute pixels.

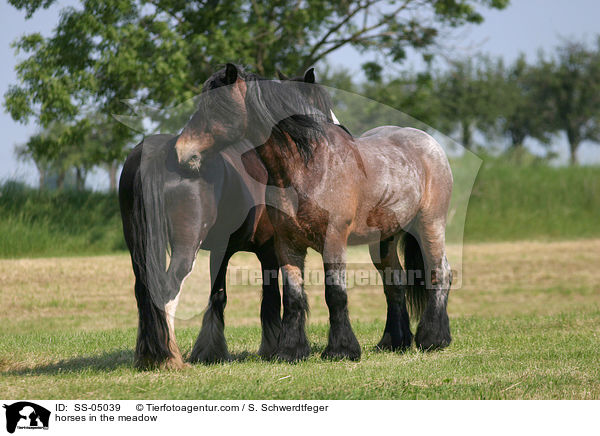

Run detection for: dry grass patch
[[1, 239, 599, 334]]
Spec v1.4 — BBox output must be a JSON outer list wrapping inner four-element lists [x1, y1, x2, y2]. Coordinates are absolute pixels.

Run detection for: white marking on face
[[330, 110, 340, 125]]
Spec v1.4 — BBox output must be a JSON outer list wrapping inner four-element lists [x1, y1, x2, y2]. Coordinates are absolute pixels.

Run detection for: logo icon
[[3, 402, 50, 434]]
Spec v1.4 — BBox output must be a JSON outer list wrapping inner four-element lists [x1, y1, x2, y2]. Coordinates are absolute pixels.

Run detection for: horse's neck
[[202, 150, 265, 251], [254, 136, 304, 187]]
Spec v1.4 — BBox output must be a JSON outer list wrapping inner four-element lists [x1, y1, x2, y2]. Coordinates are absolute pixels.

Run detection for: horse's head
[[176, 63, 327, 170], [175, 64, 249, 171]]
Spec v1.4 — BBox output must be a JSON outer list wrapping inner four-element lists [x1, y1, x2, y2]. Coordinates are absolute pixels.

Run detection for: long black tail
[[401, 232, 427, 321], [119, 137, 173, 366]]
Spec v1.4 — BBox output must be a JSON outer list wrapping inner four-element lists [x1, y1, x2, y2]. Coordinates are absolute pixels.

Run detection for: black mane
[[200, 64, 327, 162], [286, 76, 335, 123]]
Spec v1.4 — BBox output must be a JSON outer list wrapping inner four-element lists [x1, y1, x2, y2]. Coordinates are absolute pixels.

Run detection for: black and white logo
[[3, 402, 50, 434]]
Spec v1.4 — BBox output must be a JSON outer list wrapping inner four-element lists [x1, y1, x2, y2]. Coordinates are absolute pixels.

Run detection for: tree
[[362, 69, 441, 128], [475, 54, 557, 162], [435, 55, 506, 150], [4, 0, 509, 188], [16, 121, 97, 190], [499, 56, 548, 149], [15, 136, 52, 190], [533, 39, 600, 165]]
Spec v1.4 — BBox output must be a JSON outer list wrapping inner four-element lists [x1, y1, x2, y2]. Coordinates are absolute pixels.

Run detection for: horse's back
[[359, 126, 452, 188], [354, 126, 453, 231]]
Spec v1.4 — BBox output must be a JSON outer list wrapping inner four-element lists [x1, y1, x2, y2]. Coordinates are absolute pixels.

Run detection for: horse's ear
[[304, 68, 315, 83], [225, 63, 238, 85], [277, 69, 289, 80]]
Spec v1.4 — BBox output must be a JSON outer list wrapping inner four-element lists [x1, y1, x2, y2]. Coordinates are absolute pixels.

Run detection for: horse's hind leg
[[413, 218, 452, 350], [369, 235, 412, 351], [190, 251, 232, 363], [256, 240, 282, 360], [129, 239, 195, 370], [131, 269, 174, 370], [159, 244, 199, 369]]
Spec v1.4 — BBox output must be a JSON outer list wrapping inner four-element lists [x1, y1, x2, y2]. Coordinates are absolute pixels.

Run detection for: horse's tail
[[401, 231, 428, 321], [119, 137, 173, 366]]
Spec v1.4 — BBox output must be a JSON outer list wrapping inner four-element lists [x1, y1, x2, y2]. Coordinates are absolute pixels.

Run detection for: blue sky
[[1, 0, 599, 188]]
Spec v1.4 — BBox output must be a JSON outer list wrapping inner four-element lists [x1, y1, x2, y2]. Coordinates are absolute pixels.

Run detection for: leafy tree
[[498, 55, 553, 149], [317, 65, 442, 139], [362, 69, 441, 127], [473, 54, 557, 163], [15, 136, 53, 190], [533, 39, 600, 165], [16, 121, 96, 190], [434, 55, 506, 150], [4, 0, 509, 188]]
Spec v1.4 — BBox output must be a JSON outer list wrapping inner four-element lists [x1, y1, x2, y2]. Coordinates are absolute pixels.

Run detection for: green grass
[[2, 314, 599, 399], [1, 241, 599, 399], [1, 160, 599, 258]]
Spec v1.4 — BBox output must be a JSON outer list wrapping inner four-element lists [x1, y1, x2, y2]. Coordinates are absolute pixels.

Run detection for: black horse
[[119, 134, 281, 369]]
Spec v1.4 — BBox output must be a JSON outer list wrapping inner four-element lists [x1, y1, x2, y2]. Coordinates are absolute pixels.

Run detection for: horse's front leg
[[189, 250, 232, 363], [321, 232, 361, 361], [256, 240, 282, 359], [274, 239, 310, 362]]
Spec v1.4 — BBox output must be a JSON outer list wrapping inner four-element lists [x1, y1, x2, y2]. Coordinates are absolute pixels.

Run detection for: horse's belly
[[347, 174, 423, 245], [347, 204, 419, 245]]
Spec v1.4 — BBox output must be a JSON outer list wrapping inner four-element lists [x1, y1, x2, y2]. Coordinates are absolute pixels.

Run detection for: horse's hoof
[[415, 338, 450, 351], [189, 349, 232, 364], [376, 331, 412, 352], [375, 332, 393, 351], [134, 358, 154, 371], [415, 327, 451, 351], [258, 335, 280, 360], [321, 348, 361, 361], [258, 347, 277, 361], [275, 344, 310, 363], [137, 357, 189, 371], [135, 354, 189, 371], [162, 357, 191, 370], [321, 343, 361, 361]]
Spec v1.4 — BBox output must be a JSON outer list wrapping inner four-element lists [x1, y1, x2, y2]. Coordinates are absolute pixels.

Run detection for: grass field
[[1, 239, 599, 399]]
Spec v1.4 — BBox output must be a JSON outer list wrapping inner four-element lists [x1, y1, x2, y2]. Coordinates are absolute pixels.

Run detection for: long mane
[[287, 77, 335, 123], [202, 65, 327, 162]]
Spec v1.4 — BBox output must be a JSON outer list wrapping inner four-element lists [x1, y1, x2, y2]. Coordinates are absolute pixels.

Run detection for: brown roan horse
[[175, 64, 454, 362]]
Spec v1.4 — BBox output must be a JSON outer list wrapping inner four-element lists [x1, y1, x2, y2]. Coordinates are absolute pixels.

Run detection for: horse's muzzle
[[187, 153, 202, 168], [177, 151, 202, 172], [175, 133, 203, 170]]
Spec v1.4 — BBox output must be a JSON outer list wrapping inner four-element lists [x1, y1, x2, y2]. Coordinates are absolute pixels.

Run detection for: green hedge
[[464, 161, 600, 241], [0, 182, 125, 258], [1, 160, 599, 258]]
